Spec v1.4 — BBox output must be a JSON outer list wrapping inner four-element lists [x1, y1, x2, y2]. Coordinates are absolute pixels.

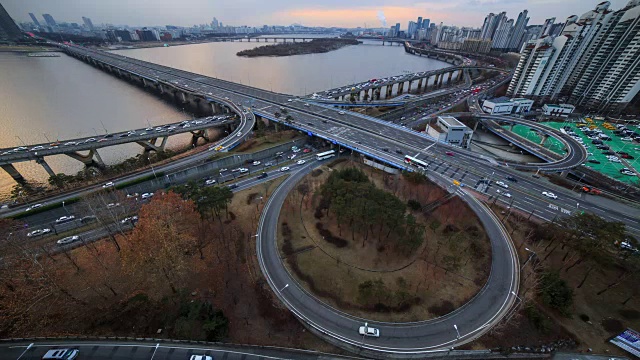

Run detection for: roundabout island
[[257, 156, 520, 358]]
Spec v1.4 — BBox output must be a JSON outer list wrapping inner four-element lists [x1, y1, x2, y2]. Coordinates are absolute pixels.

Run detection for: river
[[0, 37, 450, 200]]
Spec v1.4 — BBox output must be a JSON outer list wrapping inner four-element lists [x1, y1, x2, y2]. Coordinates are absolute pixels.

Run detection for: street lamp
[[453, 324, 461, 339], [521, 247, 537, 270], [511, 291, 523, 303], [278, 283, 289, 292]]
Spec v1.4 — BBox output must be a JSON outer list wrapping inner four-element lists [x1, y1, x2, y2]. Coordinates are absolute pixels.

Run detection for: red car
[[303, 148, 311, 153], [445, 152, 455, 156]]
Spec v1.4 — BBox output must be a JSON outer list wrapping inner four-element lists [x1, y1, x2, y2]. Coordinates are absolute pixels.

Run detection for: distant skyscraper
[[539, 17, 555, 37], [422, 19, 430, 29], [408, 21, 417, 38], [417, 17, 422, 30], [212, 17, 219, 28], [508, 0, 640, 112], [0, 3, 22, 40], [508, 10, 529, 51], [82, 16, 94, 30], [29, 13, 40, 27], [42, 13, 57, 27], [395, 23, 400, 36]]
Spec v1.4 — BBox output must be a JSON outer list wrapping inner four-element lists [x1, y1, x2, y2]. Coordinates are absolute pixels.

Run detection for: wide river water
[[0, 37, 450, 200]]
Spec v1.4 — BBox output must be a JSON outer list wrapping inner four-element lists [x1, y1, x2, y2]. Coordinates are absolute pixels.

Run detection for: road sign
[[307, 131, 313, 136]]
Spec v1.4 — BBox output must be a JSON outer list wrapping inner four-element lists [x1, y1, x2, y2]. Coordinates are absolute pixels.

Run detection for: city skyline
[[1, 0, 632, 29]]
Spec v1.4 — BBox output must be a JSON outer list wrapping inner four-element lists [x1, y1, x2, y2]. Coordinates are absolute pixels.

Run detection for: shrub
[[407, 199, 422, 211], [539, 271, 573, 315]]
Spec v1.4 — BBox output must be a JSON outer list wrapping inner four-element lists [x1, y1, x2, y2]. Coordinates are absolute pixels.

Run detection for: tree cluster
[[236, 38, 361, 57], [319, 168, 425, 253]]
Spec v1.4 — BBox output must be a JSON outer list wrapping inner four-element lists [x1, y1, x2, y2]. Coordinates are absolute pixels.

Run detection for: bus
[[404, 155, 428, 170], [316, 150, 336, 161]]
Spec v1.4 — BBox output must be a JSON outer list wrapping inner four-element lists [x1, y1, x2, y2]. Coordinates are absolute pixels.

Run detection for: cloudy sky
[[3, 0, 632, 29]]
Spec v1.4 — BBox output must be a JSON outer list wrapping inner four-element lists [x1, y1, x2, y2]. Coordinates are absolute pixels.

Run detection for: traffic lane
[[1, 342, 299, 360], [258, 160, 517, 351]]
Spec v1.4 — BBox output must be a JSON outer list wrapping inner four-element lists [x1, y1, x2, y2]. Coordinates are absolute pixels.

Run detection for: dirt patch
[[311, 169, 323, 177], [277, 160, 491, 322]]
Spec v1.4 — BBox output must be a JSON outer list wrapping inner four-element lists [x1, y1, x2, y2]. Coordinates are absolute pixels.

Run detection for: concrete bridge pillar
[[211, 102, 223, 114], [65, 149, 106, 169], [191, 129, 210, 146], [457, 70, 463, 82], [432, 74, 439, 88], [438, 74, 444, 87], [417, 78, 424, 92], [374, 87, 381, 100], [398, 82, 405, 94], [386, 84, 393, 98], [142, 78, 148, 87], [36, 157, 56, 177], [408, 81, 413, 93], [447, 72, 453, 84], [509, 124, 515, 132], [176, 91, 187, 104], [1, 164, 25, 183], [158, 84, 165, 94]]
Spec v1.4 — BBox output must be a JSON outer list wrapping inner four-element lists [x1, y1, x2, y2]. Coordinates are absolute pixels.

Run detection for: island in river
[[236, 38, 361, 57]]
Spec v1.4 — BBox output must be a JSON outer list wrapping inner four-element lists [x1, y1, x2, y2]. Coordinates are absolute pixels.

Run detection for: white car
[[190, 356, 213, 360], [339, 111, 345, 115], [542, 191, 558, 199], [292, 148, 301, 153], [359, 326, 380, 337], [280, 166, 290, 172], [30, 145, 45, 151], [496, 181, 509, 189], [205, 179, 216, 185], [239, 168, 249, 173], [297, 160, 306, 165], [289, 154, 297, 160], [106, 203, 120, 209], [496, 189, 512, 198], [287, 99, 293, 102], [57, 235, 80, 245], [102, 182, 115, 188], [141, 192, 154, 199], [27, 228, 52, 237], [26, 203, 43, 211], [55, 215, 76, 224], [84, 138, 96, 143], [126, 193, 139, 199], [121, 216, 139, 224], [252, 161, 261, 166]]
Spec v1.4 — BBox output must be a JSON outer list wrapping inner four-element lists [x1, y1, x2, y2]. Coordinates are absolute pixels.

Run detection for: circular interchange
[[257, 160, 520, 357]]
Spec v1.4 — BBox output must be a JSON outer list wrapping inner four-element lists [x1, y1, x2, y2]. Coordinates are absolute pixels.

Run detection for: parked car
[[141, 192, 154, 199], [42, 348, 79, 360]]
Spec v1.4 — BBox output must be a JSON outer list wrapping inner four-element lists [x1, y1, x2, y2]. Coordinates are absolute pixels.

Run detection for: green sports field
[[505, 120, 640, 185]]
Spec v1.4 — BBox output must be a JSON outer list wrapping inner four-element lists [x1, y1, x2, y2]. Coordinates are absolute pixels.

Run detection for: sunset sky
[[3, 0, 632, 29]]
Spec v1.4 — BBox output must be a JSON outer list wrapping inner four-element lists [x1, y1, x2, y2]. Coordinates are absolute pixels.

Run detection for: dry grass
[[277, 160, 491, 322]]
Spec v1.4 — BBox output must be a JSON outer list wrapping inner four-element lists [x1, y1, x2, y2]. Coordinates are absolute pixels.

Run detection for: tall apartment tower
[[42, 13, 57, 27], [29, 13, 40, 27], [82, 16, 94, 30], [507, 0, 640, 112], [0, 3, 21, 40], [492, 18, 514, 50], [508, 10, 529, 51]]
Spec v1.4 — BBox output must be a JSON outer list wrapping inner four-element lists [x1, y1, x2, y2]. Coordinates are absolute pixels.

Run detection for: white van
[[42, 348, 79, 360]]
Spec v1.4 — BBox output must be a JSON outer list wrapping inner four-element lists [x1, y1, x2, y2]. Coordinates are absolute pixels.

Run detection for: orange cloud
[[278, 6, 458, 28]]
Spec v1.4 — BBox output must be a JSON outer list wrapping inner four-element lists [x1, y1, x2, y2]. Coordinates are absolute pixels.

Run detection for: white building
[[507, 0, 640, 112], [426, 116, 474, 148], [482, 97, 534, 114], [542, 104, 575, 117]]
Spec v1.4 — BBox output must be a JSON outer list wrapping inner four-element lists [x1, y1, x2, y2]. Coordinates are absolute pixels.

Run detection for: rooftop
[[438, 115, 466, 128]]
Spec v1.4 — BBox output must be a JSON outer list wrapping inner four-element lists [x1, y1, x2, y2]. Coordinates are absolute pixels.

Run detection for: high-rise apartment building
[[82, 16, 94, 30], [42, 13, 57, 27], [492, 18, 514, 50], [422, 19, 430, 29], [0, 3, 21, 40], [508, 0, 640, 112], [29, 13, 40, 27], [417, 17, 422, 29], [508, 10, 529, 51]]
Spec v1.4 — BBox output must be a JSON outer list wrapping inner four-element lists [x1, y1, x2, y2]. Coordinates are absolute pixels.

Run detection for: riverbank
[[237, 38, 361, 57]]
